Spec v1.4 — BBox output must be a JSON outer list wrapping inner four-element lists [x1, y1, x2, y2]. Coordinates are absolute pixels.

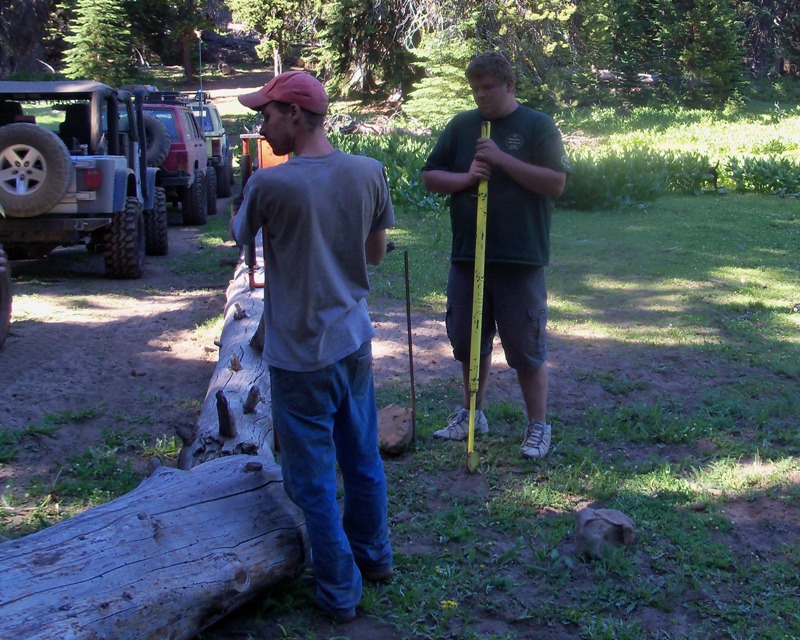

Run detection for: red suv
[[143, 95, 211, 225]]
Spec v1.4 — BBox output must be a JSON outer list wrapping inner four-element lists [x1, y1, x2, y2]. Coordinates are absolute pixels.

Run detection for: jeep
[[142, 94, 211, 225], [0, 81, 166, 279], [190, 93, 234, 198]]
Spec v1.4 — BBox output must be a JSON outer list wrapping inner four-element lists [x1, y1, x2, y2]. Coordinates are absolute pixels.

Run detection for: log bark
[[0, 455, 306, 640], [178, 235, 274, 470]]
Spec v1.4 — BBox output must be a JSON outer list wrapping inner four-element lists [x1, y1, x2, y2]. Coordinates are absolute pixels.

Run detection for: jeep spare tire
[[142, 114, 170, 167], [0, 123, 73, 217]]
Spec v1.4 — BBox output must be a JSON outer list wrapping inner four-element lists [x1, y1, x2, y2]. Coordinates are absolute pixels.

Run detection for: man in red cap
[[231, 71, 394, 623]]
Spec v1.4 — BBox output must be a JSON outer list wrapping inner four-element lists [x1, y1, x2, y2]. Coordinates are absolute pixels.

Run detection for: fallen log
[[0, 455, 306, 640], [178, 234, 274, 471]]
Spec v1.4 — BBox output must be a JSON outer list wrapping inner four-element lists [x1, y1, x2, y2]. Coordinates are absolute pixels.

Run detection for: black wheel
[[103, 196, 146, 279], [0, 123, 73, 217], [206, 166, 218, 216], [143, 114, 170, 167], [144, 186, 169, 256], [217, 157, 232, 198], [181, 172, 207, 226], [0, 243, 11, 349]]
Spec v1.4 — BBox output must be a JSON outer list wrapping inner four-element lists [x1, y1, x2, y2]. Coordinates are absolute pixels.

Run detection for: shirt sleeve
[[231, 178, 264, 245], [536, 119, 572, 175], [422, 121, 455, 173]]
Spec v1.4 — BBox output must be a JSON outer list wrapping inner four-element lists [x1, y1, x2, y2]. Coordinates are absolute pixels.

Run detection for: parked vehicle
[[142, 93, 211, 224], [190, 93, 234, 198], [0, 80, 163, 279]]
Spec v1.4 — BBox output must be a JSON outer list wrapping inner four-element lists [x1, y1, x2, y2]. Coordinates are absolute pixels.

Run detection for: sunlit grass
[[564, 104, 800, 161]]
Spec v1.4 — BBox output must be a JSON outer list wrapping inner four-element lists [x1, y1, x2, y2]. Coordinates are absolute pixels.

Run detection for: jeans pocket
[[352, 354, 373, 398]]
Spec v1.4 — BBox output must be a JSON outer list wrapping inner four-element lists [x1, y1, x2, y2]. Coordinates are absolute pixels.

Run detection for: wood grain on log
[[0, 455, 307, 640]]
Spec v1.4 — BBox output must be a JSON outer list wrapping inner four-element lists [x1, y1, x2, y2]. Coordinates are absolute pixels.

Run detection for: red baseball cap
[[238, 71, 329, 115]]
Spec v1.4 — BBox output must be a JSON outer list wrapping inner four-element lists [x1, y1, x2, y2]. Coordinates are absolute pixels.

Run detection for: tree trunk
[[0, 455, 306, 640], [182, 34, 195, 80]]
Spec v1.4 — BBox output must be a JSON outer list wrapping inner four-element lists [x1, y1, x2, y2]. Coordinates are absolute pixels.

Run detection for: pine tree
[[62, 0, 135, 85]]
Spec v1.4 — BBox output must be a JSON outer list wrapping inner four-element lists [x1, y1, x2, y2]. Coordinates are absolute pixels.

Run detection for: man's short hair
[[272, 100, 325, 131], [466, 52, 515, 85]]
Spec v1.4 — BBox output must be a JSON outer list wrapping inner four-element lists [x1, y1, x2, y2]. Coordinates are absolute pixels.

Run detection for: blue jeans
[[269, 341, 392, 616]]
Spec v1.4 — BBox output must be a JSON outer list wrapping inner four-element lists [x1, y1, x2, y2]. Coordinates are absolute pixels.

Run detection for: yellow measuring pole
[[467, 120, 491, 473]]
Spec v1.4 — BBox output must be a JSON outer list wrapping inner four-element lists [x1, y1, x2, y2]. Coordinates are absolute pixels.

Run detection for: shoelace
[[524, 424, 545, 447]]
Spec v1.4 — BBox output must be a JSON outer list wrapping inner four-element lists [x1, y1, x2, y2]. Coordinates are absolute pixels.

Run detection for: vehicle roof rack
[[144, 90, 210, 105]]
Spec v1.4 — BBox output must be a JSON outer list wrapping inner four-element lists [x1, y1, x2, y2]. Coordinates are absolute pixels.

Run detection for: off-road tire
[[216, 156, 233, 198], [0, 123, 73, 217], [103, 196, 146, 279], [206, 166, 218, 216], [143, 114, 170, 167], [144, 186, 169, 256], [0, 243, 11, 349], [181, 172, 207, 226]]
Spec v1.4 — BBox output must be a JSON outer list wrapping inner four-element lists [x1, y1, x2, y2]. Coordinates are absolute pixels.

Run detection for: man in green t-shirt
[[422, 52, 572, 459]]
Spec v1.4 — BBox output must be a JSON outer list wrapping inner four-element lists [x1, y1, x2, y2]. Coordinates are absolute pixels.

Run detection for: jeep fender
[[112, 167, 136, 212]]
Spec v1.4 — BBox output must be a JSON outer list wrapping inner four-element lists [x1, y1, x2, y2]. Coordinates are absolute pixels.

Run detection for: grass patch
[[168, 215, 239, 279], [342, 191, 798, 639]]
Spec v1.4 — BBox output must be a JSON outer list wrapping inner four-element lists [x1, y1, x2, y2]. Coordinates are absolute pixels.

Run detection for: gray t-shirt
[[232, 149, 394, 372]]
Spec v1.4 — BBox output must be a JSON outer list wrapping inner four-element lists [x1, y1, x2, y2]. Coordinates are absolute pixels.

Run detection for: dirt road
[[0, 213, 236, 516]]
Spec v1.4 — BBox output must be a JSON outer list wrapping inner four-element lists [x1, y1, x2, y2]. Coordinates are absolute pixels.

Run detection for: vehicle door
[[180, 110, 207, 171]]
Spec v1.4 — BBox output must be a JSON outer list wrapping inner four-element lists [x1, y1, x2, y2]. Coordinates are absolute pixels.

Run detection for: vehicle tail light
[[175, 150, 188, 172], [84, 167, 102, 190], [212, 140, 221, 155]]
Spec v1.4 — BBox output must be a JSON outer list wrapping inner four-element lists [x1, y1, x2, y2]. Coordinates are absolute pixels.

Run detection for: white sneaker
[[520, 421, 551, 459], [433, 408, 489, 441]]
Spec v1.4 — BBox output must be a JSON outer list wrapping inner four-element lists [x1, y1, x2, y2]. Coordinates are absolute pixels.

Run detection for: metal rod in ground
[[403, 249, 417, 444]]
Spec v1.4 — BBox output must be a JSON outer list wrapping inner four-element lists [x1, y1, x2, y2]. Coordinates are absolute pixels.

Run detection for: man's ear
[[289, 103, 303, 121]]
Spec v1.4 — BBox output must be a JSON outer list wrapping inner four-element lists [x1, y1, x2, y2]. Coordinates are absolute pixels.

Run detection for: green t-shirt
[[424, 106, 570, 266]]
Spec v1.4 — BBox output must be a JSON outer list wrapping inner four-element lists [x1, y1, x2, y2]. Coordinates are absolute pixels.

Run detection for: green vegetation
[[1, 420, 192, 537], [329, 104, 800, 213], [168, 213, 238, 278], [240, 189, 799, 639], [61, 0, 136, 85]]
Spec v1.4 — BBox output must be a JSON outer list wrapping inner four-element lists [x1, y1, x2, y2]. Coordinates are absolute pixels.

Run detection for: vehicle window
[[181, 111, 200, 139], [193, 108, 214, 132], [117, 103, 130, 133], [147, 109, 178, 140]]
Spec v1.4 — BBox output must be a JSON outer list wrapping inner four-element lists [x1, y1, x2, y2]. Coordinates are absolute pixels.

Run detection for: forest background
[[2, 0, 800, 120]]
